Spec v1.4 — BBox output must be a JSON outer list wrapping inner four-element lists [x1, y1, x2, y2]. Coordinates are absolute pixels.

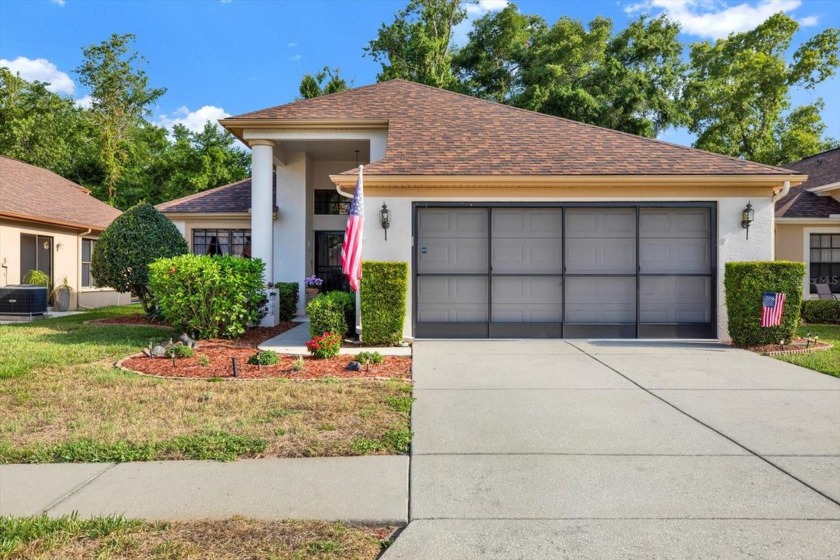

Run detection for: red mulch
[[121, 342, 411, 380], [90, 316, 298, 347]]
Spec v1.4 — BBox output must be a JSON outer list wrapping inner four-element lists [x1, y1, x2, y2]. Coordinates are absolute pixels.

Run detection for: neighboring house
[[0, 156, 129, 309], [775, 147, 840, 298], [162, 79, 806, 341]]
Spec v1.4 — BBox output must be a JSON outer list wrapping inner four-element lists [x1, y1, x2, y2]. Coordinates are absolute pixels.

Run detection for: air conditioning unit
[[0, 285, 48, 316]]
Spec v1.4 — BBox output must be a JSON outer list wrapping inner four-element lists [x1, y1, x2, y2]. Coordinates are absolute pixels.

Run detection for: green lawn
[[0, 307, 411, 463], [774, 323, 840, 378], [0, 514, 390, 559]]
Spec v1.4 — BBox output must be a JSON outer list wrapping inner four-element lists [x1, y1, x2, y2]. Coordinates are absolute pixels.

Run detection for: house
[[160, 79, 806, 340], [774, 147, 840, 298], [0, 156, 129, 309]]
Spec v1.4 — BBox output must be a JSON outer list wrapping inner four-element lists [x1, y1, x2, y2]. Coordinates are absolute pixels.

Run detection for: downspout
[[76, 228, 91, 310], [772, 180, 791, 202]]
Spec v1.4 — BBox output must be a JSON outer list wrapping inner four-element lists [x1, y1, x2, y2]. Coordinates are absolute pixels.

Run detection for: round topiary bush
[[91, 203, 188, 314]]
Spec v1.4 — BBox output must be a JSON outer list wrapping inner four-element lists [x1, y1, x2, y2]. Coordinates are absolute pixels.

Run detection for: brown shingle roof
[[775, 148, 840, 219], [225, 79, 797, 178], [155, 175, 276, 214], [0, 156, 121, 231]]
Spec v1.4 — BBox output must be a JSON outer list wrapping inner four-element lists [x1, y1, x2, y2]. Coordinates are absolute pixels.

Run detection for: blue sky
[[0, 0, 838, 149]]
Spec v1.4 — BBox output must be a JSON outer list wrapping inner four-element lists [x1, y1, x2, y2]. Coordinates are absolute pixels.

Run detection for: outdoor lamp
[[741, 202, 754, 239], [380, 203, 391, 240]]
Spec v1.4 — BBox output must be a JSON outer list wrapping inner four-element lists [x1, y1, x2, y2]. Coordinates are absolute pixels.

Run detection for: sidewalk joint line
[[42, 462, 118, 515], [565, 341, 840, 510]]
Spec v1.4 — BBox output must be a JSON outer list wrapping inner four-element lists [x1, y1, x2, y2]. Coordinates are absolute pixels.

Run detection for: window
[[82, 238, 96, 288], [810, 233, 840, 294], [192, 229, 251, 257], [314, 190, 350, 215]]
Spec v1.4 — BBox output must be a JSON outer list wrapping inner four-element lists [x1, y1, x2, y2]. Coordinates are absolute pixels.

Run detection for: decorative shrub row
[[277, 282, 299, 322], [801, 299, 840, 325], [149, 254, 265, 339], [360, 261, 408, 346], [724, 261, 805, 347], [306, 290, 355, 339]]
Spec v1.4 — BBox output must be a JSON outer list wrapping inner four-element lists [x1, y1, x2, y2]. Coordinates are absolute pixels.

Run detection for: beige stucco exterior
[[0, 218, 129, 309]]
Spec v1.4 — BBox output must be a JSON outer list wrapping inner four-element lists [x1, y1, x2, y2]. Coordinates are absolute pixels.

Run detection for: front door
[[314, 231, 349, 293], [20, 234, 53, 287]]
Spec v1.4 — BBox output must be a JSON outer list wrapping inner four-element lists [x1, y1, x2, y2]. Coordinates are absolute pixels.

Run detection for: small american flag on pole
[[760, 292, 786, 327], [340, 165, 364, 292]]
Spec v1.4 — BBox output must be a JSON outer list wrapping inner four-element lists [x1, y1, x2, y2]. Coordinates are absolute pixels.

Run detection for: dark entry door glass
[[20, 234, 53, 286], [315, 231, 349, 292]]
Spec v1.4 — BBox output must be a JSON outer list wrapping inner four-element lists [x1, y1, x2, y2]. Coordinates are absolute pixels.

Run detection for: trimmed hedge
[[277, 282, 299, 322], [724, 261, 805, 347], [149, 254, 265, 339], [801, 299, 840, 324], [360, 261, 408, 346], [306, 294, 347, 339]]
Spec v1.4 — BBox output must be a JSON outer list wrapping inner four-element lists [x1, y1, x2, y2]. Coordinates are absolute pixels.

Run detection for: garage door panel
[[565, 277, 635, 323], [417, 238, 488, 274], [640, 277, 712, 323], [417, 276, 488, 322], [566, 237, 636, 273], [492, 238, 563, 273], [417, 208, 487, 238], [492, 276, 562, 322], [492, 208, 563, 238], [640, 208, 710, 238], [640, 238, 711, 274], [566, 208, 635, 237]]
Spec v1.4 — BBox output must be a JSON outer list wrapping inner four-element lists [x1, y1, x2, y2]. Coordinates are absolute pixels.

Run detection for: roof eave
[[219, 118, 389, 145], [0, 211, 109, 232]]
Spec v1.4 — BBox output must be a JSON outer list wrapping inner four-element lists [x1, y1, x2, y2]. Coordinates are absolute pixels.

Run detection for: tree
[[299, 66, 350, 99], [91, 203, 189, 314], [685, 13, 839, 165], [0, 68, 94, 180], [365, 0, 465, 89], [76, 33, 166, 204]]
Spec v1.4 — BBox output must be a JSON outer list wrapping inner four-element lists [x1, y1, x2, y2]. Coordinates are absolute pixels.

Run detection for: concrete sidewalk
[[383, 339, 840, 560], [0, 456, 408, 524], [259, 321, 411, 356]]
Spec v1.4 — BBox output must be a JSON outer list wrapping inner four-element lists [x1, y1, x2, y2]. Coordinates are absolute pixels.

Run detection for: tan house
[[160, 79, 807, 341], [775, 147, 840, 299], [0, 156, 129, 309]]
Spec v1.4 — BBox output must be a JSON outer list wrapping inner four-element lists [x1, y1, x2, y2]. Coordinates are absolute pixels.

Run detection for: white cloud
[[50, 0, 66, 6], [287, 42, 297, 48], [290, 54, 302, 61], [0, 56, 75, 94], [157, 105, 231, 134], [799, 15, 820, 26], [452, 0, 509, 46], [623, 0, 803, 39], [74, 95, 93, 109]]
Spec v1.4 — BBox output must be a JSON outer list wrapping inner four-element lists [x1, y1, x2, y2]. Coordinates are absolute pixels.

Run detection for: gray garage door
[[414, 204, 715, 339]]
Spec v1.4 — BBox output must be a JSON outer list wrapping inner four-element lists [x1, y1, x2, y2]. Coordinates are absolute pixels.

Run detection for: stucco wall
[[358, 190, 777, 342], [0, 219, 127, 309], [775, 223, 805, 262]]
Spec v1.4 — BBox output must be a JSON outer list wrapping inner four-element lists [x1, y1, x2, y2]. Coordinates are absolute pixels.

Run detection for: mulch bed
[[749, 338, 833, 356], [120, 342, 411, 380]]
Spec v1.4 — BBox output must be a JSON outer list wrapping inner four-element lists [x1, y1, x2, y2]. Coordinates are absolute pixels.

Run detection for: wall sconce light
[[379, 203, 391, 240], [42, 241, 50, 250], [56, 243, 63, 251], [741, 201, 754, 239]]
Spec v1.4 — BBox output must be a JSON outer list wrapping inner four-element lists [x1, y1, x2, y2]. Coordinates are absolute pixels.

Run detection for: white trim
[[801, 226, 840, 299], [776, 217, 840, 224], [807, 181, 840, 196]]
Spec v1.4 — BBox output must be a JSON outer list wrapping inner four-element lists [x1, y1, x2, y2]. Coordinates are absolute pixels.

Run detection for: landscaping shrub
[[149, 254, 265, 339], [360, 261, 408, 346], [801, 299, 840, 324], [247, 350, 280, 366], [277, 282, 299, 322], [724, 261, 806, 347], [306, 332, 342, 359], [165, 345, 194, 359], [91, 203, 189, 314], [355, 351, 383, 365], [306, 294, 347, 339]]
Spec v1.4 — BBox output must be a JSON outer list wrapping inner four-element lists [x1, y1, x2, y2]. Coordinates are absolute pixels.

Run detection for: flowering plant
[[305, 276, 324, 289], [305, 331, 342, 359]]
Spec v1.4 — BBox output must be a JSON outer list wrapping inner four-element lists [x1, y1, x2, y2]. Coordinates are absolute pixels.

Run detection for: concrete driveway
[[383, 340, 840, 559]]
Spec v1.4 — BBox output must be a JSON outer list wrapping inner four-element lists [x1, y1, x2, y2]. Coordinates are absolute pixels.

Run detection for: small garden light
[[741, 202, 754, 239], [380, 203, 391, 240]]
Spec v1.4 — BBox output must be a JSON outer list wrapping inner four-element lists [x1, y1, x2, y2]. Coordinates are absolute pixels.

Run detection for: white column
[[250, 140, 274, 284], [276, 151, 309, 314]]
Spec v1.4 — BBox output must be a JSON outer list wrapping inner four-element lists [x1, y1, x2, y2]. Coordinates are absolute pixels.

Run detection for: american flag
[[760, 292, 786, 327], [340, 166, 364, 292]]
